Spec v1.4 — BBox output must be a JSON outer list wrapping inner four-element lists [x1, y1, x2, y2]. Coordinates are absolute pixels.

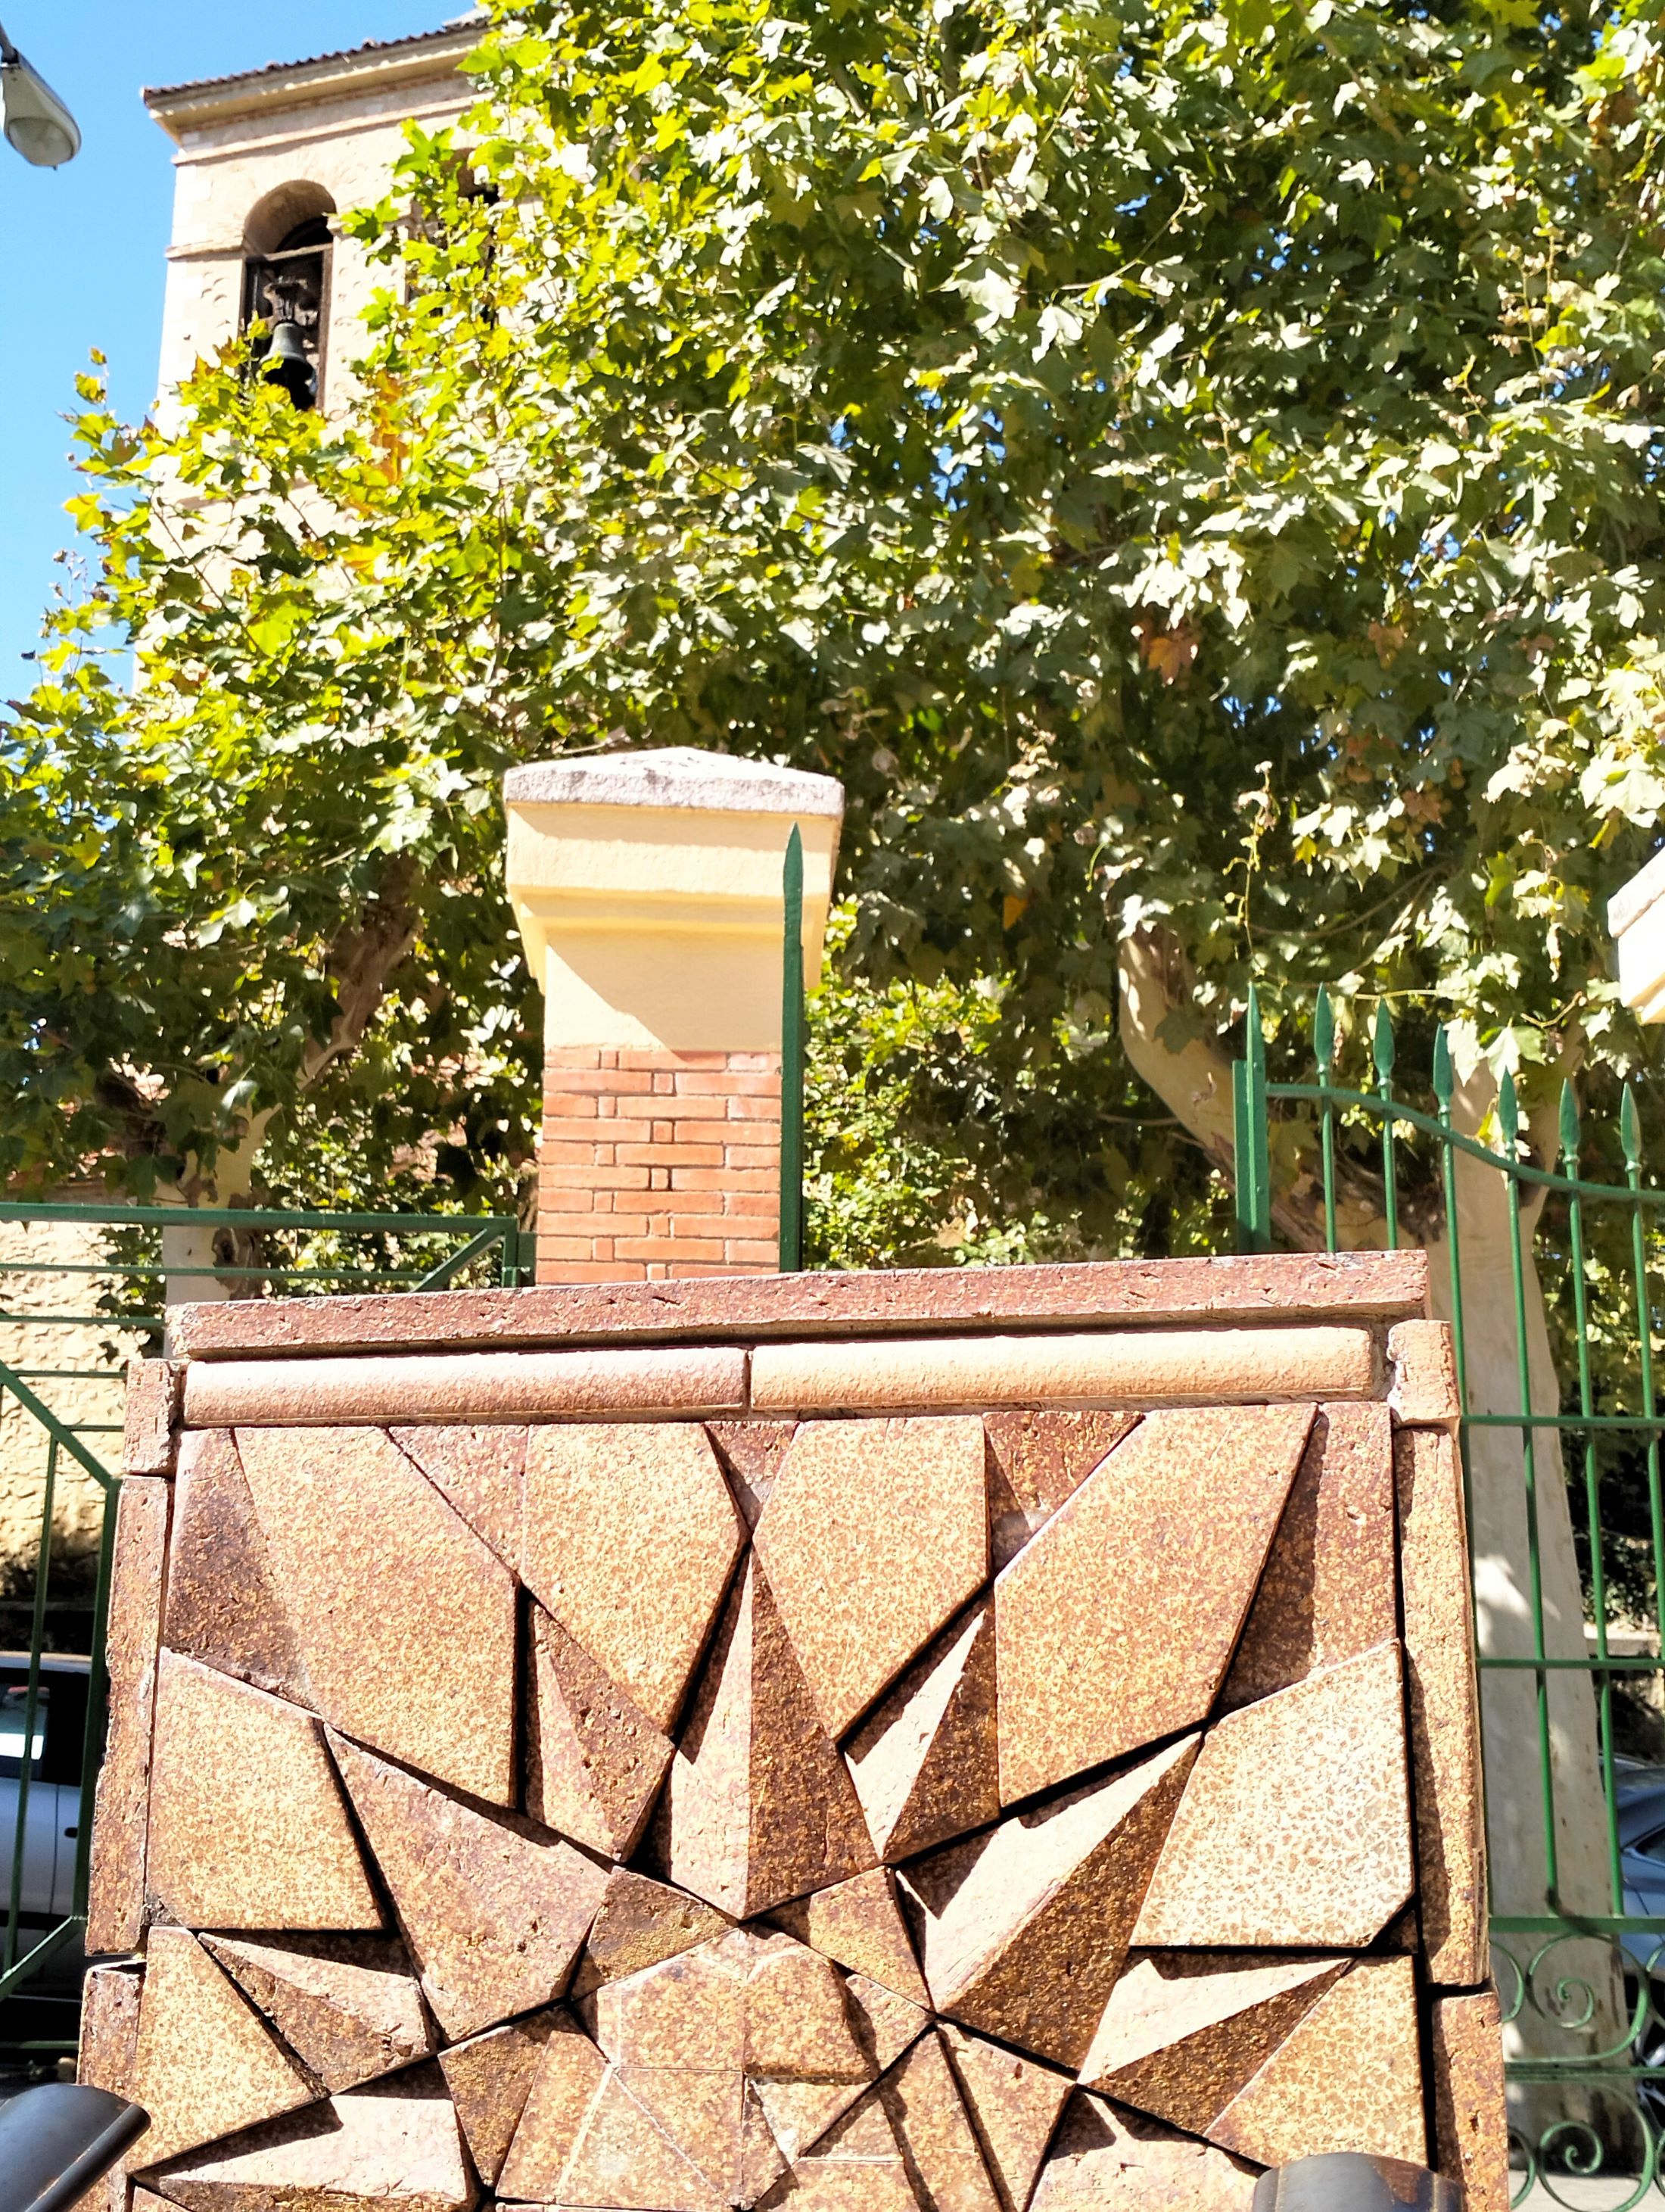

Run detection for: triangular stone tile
[[994, 1405, 1313, 1803], [751, 1958, 929, 2168], [901, 1738, 1197, 2070], [496, 2014, 610, 2201], [767, 1868, 928, 2006], [755, 1416, 988, 1738], [522, 1421, 745, 1733], [1209, 1957, 1425, 2167], [1219, 1404, 1395, 1712], [762, 2085, 920, 2212], [1133, 1643, 1413, 1949], [621, 2066, 745, 2201], [328, 1731, 608, 2041], [878, 2030, 1001, 2212], [238, 1426, 516, 1805], [201, 1933, 432, 2094], [163, 1432, 311, 1703], [938, 2026, 1071, 2212], [708, 1422, 800, 1530], [146, 1653, 381, 1932], [742, 2080, 791, 2206], [572, 1868, 733, 1998], [983, 1414, 1138, 1572], [528, 1603, 673, 1859], [438, 2010, 562, 2189], [144, 2063, 475, 2212], [754, 2076, 876, 2169], [559, 2071, 727, 2210], [654, 1558, 877, 1918], [1025, 2092, 1258, 2212], [745, 1933, 870, 2083], [845, 1605, 999, 1864], [845, 1975, 931, 2073], [131, 1928, 316, 2167], [392, 1425, 526, 1569], [592, 1930, 750, 2072], [1077, 1952, 1346, 2136]]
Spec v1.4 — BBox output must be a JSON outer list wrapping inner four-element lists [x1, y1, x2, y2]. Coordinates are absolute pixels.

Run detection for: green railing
[[1234, 987, 1665, 2200], [0, 1199, 526, 2068]]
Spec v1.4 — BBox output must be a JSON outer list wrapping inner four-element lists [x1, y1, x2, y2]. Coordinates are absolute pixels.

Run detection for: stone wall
[[80, 1252, 1507, 2212]]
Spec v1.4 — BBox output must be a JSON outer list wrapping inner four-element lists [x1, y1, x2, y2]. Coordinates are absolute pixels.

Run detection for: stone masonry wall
[[537, 1047, 782, 1284], [81, 1254, 1507, 2212]]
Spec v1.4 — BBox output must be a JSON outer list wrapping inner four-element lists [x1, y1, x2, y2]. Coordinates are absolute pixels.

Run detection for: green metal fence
[[0, 1200, 526, 2070], [1231, 987, 1665, 2201]]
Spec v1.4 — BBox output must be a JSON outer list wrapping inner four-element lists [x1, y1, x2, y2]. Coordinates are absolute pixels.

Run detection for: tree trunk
[[1118, 932, 1629, 2154]]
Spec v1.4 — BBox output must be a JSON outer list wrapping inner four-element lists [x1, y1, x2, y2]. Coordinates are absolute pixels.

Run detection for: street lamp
[[0, 19, 79, 168]]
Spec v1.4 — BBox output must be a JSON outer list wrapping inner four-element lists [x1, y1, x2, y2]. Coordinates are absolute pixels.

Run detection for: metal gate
[[0, 1200, 525, 2071], [1231, 988, 1665, 2204]]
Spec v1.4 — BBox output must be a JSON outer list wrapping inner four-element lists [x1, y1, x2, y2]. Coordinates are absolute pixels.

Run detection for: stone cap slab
[[504, 749, 846, 818], [165, 1251, 1429, 1364]]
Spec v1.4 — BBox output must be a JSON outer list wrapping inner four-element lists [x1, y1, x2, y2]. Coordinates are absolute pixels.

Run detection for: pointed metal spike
[[1498, 1070, 1520, 1151], [1373, 999, 1395, 1081], [1432, 1025, 1453, 1110], [1623, 1084, 1642, 1170], [1313, 988, 1334, 1073], [1246, 981, 1265, 1048], [1559, 1080, 1580, 1170]]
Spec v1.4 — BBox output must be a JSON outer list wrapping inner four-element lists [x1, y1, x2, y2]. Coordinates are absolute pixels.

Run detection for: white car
[[0, 1655, 92, 1934]]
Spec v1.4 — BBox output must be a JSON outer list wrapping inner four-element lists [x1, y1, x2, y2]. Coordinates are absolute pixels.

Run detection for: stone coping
[[164, 1251, 1428, 1363]]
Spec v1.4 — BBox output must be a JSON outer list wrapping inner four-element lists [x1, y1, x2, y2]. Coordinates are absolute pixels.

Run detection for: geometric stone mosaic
[[86, 1390, 1477, 2212]]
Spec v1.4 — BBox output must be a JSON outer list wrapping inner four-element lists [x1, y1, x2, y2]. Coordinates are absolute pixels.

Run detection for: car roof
[[0, 1653, 90, 1675]]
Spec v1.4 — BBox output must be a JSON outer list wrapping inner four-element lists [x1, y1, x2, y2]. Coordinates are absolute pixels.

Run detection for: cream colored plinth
[[1609, 847, 1665, 1023], [504, 751, 845, 1054]]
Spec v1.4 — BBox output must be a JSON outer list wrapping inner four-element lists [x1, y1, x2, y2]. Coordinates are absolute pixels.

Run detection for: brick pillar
[[503, 749, 842, 1285], [539, 1047, 783, 1282]]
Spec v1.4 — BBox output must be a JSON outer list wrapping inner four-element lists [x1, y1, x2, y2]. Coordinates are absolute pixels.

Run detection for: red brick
[[726, 1093, 786, 1120], [724, 1240, 780, 1266], [660, 1092, 733, 1120], [618, 1047, 728, 1070], [671, 1167, 778, 1193], [541, 1140, 606, 1167], [723, 1145, 780, 1170], [674, 1072, 782, 1098], [543, 1046, 605, 1069], [543, 1093, 600, 1119], [542, 1067, 655, 1095], [661, 1188, 727, 1217], [619, 1142, 725, 1169], [540, 1236, 605, 1261], [614, 1235, 728, 1263], [538, 1260, 645, 1284], [724, 1191, 780, 1218]]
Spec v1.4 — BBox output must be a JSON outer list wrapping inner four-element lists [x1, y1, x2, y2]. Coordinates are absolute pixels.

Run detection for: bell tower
[[143, 17, 481, 417]]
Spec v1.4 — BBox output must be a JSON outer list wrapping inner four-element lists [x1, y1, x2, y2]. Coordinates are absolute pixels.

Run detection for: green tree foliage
[[2, 0, 1663, 1255]]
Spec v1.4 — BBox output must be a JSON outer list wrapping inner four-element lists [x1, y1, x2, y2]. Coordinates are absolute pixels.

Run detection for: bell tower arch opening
[[241, 182, 337, 410]]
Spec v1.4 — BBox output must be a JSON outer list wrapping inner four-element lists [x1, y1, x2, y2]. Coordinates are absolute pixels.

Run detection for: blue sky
[[0, 0, 444, 696]]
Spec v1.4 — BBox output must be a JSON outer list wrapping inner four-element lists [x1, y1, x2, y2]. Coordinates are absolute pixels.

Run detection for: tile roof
[[142, 17, 482, 105]]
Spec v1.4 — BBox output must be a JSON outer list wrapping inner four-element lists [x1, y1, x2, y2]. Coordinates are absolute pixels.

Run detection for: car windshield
[[1633, 1824, 1665, 1868]]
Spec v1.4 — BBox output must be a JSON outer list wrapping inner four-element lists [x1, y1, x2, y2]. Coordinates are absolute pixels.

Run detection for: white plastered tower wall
[[144, 23, 479, 424]]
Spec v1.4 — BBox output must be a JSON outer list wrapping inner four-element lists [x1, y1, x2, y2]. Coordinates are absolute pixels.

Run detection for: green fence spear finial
[[1559, 1079, 1580, 1171], [1313, 986, 1334, 1073], [1433, 1023, 1452, 1112], [1498, 1067, 1520, 1154], [1622, 1083, 1642, 1173], [1372, 998, 1395, 1083]]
